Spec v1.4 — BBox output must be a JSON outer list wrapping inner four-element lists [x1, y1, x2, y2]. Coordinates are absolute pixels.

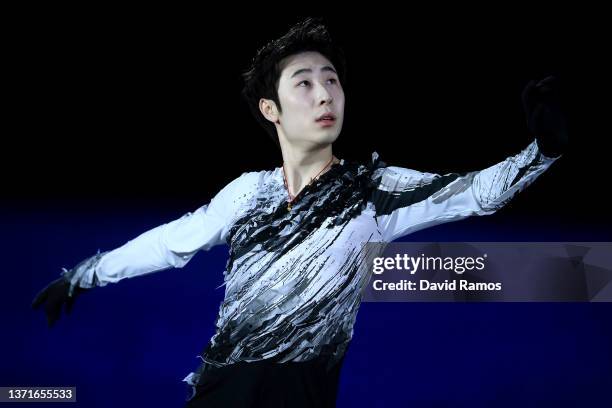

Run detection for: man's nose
[[316, 83, 333, 105]]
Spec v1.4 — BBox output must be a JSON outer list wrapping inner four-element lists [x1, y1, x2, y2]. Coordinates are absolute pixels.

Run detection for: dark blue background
[[4, 206, 611, 407]]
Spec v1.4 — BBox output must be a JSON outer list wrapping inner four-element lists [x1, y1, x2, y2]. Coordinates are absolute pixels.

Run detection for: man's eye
[[327, 78, 338, 84], [298, 80, 310, 87]]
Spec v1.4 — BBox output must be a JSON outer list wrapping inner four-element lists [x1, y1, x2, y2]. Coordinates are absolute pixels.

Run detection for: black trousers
[[184, 355, 345, 408]]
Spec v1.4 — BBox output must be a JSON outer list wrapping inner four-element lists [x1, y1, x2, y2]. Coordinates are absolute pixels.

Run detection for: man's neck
[[280, 145, 337, 198]]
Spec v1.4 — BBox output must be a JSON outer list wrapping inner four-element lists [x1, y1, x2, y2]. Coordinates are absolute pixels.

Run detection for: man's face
[[272, 51, 345, 149]]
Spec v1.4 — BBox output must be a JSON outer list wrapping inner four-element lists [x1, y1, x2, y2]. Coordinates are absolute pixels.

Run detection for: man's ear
[[259, 98, 280, 124]]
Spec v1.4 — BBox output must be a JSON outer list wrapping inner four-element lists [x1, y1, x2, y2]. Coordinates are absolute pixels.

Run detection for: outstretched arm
[[372, 140, 559, 242], [372, 76, 568, 242], [60, 205, 227, 295], [32, 171, 257, 326]]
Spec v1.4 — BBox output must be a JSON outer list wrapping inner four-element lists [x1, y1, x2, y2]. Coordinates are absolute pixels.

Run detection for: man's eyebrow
[[291, 66, 337, 78]]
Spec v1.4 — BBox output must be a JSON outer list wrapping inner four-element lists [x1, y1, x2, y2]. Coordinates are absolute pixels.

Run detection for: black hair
[[241, 17, 347, 148]]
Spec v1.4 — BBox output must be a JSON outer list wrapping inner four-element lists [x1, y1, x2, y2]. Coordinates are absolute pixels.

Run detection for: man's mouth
[[316, 113, 337, 126]]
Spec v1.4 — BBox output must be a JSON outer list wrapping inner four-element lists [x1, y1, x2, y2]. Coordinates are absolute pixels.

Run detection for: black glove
[[31, 277, 89, 328], [521, 75, 569, 157]]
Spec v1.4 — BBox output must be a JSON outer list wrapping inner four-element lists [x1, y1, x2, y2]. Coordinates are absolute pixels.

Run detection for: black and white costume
[[61, 140, 558, 403]]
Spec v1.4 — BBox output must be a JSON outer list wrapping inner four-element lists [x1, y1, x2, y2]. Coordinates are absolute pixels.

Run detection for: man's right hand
[[31, 277, 88, 328]]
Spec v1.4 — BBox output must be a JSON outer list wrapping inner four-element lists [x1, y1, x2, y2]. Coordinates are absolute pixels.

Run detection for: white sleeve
[[371, 139, 560, 243], [62, 172, 256, 296]]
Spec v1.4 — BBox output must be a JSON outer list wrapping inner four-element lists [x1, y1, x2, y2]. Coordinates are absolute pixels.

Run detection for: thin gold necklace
[[282, 156, 336, 211]]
